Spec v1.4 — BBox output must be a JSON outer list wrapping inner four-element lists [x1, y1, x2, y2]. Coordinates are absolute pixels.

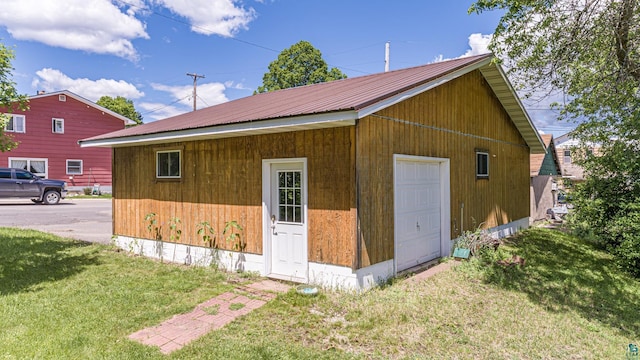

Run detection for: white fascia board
[[482, 64, 546, 154], [80, 110, 358, 148], [357, 57, 494, 118]]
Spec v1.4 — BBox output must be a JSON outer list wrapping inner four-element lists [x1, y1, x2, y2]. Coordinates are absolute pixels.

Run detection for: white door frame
[[262, 158, 309, 281], [393, 154, 451, 274]]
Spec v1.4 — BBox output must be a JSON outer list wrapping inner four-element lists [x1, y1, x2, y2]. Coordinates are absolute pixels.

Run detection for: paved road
[[0, 198, 112, 244]]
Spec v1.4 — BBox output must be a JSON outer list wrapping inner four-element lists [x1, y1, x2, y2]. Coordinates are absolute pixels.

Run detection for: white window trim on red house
[[4, 114, 25, 133], [8, 157, 48, 178], [66, 159, 83, 175], [52, 118, 64, 134]]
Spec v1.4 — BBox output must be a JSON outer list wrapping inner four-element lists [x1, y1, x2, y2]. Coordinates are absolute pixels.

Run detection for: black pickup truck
[[0, 168, 67, 204]]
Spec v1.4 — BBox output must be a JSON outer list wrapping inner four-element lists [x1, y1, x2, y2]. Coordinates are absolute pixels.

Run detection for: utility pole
[[186, 72, 205, 111]]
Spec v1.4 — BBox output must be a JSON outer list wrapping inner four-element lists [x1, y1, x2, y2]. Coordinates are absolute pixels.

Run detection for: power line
[[141, 95, 190, 116], [114, 0, 279, 53], [114, 0, 375, 75]]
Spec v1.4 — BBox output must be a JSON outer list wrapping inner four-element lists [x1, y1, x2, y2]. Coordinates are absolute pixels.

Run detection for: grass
[[1, 226, 639, 359], [68, 193, 112, 199]]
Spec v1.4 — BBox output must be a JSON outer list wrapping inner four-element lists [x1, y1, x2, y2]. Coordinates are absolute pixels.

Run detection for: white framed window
[[156, 150, 181, 178], [52, 118, 64, 134], [59, 94, 66, 102], [564, 150, 572, 164], [4, 114, 25, 133], [476, 151, 489, 179], [66, 160, 83, 175], [9, 157, 48, 178]]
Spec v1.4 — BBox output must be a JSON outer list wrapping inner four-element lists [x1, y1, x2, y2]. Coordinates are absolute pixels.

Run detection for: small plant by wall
[[134, 214, 248, 272], [144, 212, 163, 262], [224, 220, 245, 272], [169, 217, 182, 262], [223, 220, 244, 252], [196, 221, 220, 269], [196, 221, 216, 248]]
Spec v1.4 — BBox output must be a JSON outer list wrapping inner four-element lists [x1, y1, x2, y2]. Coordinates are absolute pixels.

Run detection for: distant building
[[530, 134, 561, 221], [554, 132, 585, 183], [0, 90, 133, 192]]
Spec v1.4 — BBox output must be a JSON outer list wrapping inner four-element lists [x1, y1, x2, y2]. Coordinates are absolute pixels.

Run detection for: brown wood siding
[[112, 127, 356, 267], [356, 70, 530, 267]]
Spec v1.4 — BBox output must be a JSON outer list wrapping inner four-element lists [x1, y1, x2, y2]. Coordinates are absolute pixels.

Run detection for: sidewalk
[[128, 279, 290, 354]]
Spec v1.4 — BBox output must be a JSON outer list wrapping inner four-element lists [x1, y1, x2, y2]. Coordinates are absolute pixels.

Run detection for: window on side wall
[[476, 151, 489, 179], [564, 150, 572, 164], [4, 114, 25, 133], [9, 158, 47, 178], [66, 160, 83, 175], [156, 150, 181, 179], [52, 118, 64, 134]]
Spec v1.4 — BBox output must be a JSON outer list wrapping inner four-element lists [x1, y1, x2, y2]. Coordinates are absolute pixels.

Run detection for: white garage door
[[395, 159, 441, 272]]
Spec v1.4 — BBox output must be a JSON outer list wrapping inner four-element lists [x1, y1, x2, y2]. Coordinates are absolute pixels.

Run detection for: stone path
[[128, 279, 290, 354]]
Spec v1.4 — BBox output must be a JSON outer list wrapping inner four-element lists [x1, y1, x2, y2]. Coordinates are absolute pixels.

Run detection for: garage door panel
[[396, 159, 442, 272]]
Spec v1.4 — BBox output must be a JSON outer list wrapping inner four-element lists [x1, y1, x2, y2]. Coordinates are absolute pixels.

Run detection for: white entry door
[[395, 158, 442, 272], [267, 161, 308, 281]]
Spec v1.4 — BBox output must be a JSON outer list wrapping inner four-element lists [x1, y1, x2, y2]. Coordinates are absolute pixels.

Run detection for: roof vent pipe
[[385, 41, 390, 72]]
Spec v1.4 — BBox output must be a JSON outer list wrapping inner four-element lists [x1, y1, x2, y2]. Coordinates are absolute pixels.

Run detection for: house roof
[[79, 54, 545, 153], [530, 134, 555, 176], [29, 90, 136, 126]]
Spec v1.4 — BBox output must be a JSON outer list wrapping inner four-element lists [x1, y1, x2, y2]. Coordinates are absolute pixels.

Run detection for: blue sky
[[0, 0, 572, 137]]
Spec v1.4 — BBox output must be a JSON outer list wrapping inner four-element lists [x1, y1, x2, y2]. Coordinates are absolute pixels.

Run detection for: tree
[[0, 43, 28, 152], [469, 0, 640, 274], [97, 96, 143, 125], [254, 40, 347, 94]]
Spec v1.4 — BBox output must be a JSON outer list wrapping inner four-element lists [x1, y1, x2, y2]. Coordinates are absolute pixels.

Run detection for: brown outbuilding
[[80, 54, 544, 289]]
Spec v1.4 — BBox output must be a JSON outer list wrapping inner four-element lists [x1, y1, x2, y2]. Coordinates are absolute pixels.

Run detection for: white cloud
[[151, 82, 228, 109], [460, 33, 492, 57], [224, 80, 251, 90], [154, 0, 256, 37], [0, 0, 257, 60], [433, 33, 492, 63], [0, 0, 149, 61], [32, 68, 144, 101]]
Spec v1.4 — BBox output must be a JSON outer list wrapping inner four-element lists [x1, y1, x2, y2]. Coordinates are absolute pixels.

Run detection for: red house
[[1, 90, 132, 192]]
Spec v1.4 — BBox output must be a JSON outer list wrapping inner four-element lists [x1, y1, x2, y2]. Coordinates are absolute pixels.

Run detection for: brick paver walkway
[[128, 279, 290, 354]]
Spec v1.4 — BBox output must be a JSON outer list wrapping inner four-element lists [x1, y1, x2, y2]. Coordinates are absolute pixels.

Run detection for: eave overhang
[[79, 111, 357, 148]]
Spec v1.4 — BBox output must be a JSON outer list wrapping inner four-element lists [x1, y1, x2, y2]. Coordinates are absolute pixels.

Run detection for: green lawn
[[0, 226, 638, 359]]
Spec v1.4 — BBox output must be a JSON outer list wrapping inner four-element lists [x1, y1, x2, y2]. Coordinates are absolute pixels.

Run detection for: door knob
[[271, 215, 277, 235]]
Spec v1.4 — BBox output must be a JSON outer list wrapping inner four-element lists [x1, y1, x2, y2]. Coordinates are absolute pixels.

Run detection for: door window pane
[[277, 170, 303, 223]]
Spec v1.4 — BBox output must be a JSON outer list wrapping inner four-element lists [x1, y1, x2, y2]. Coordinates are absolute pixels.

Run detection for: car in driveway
[[0, 167, 67, 204]]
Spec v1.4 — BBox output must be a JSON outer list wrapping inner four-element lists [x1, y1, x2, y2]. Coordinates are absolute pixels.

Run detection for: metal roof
[[79, 54, 545, 153]]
